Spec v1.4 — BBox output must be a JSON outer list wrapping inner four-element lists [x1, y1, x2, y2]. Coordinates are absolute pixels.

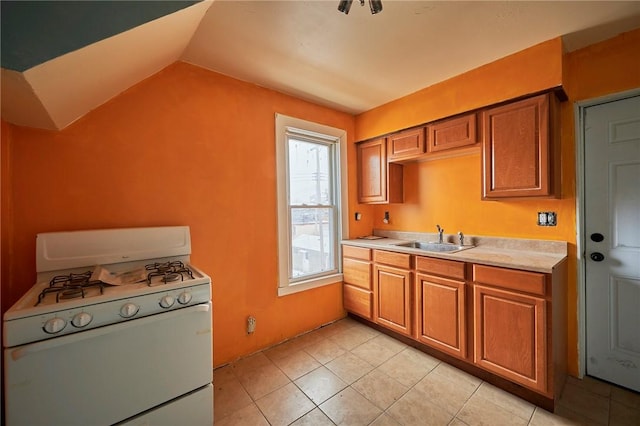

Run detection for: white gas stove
[[3, 226, 213, 426]]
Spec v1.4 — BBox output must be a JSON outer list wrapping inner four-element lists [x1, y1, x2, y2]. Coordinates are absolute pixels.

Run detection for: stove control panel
[[4, 281, 211, 347]]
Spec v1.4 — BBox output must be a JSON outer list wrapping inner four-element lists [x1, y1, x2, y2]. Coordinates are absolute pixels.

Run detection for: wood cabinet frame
[[357, 138, 403, 204], [482, 93, 560, 199]]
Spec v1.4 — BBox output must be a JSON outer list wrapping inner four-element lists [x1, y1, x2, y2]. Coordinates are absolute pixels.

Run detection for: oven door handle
[[9, 302, 211, 361]]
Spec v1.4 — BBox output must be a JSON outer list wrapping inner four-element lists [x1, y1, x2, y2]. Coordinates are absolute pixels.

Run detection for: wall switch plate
[[355, 212, 362, 221], [537, 211, 557, 226]]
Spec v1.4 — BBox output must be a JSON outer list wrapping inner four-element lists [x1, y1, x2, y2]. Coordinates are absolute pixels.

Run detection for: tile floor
[[213, 317, 640, 426]]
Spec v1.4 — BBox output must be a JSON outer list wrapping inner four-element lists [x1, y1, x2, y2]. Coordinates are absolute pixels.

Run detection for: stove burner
[[36, 272, 105, 306], [145, 261, 194, 285]]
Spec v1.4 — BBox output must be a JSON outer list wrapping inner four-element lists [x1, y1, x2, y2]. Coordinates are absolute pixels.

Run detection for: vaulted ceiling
[[2, 1, 640, 130]]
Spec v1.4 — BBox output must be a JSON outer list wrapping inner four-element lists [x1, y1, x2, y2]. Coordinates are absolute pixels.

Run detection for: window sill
[[278, 273, 343, 297]]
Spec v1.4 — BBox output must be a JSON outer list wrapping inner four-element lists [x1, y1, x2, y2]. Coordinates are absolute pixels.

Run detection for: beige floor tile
[[350, 335, 406, 367], [473, 382, 535, 421], [293, 329, 328, 348], [369, 412, 402, 426], [264, 339, 306, 362], [255, 382, 315, 426], [231, 352, 273, 375], [234, 359, 291, 400], [449, 419, 471, 426], [329, 325, 378, 350], [431, 362, 482, 389], [412, 366, 480, 416], [294, 366, 348, 404], [386, 387, 454, 426], [272, 349, 322, 380], [567, 376, 612, 397], [213, 365, 237, 386], [456, 392, 529, 426], [529, 407, 586, 426], [541, 404, 605, 426], [609, 400, 640, 426], [304, 338, 346, 364], [320, 387, 382, 426], [377, 346, 440, 387], [325, 352, 375, 384], [352, 369, 409, 410], [214, 402, 269, 426], [290, 407, 336, 426], [213, 374, 253, 422], [558, 381, 610, 425], [611, 386, 640, 409]]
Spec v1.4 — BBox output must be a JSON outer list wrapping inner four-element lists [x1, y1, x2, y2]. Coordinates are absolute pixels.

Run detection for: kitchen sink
[[395, 241, 473, 253]]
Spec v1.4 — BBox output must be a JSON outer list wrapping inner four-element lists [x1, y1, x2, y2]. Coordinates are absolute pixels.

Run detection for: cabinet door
[[473, 284, 547, 393], [357, 139, 403, 203], [415, 273, 467, 358], [482, 93, 555, 198], [388, 127, 426, 161], [374, 265, 412, 336], [428, 113, 477, 152]]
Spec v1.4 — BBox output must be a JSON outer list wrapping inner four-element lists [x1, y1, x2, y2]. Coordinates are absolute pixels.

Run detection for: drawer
[[343, 245, 371, 261], [416, 256, 466, 280], [473, 264, 546, 296], [343, 284, 372, 319], [374, 250, 412, 269], [343, 258, 372, 290]]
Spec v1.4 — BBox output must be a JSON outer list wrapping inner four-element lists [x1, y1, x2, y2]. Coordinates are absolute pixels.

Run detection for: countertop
[[342, 230, 567, 273]]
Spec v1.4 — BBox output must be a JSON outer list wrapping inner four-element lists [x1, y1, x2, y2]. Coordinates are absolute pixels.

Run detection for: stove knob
[[71, 312, 93, 328], [120, 303, 139, 318], [159, 295, 175, 309], [43, 317, 67, 334], [178, 292, 192, 305]]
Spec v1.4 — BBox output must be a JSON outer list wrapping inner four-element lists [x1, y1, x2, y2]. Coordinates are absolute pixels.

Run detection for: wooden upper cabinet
[[357, 138, 403, 204], [482, 93, 559, 199], [387, 127, 426, 161], [428, 113, 477, 153]]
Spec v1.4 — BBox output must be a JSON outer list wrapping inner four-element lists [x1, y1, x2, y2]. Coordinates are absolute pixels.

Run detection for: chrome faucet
[[436, 224, 444, 244], [457, 231, 464, 246]]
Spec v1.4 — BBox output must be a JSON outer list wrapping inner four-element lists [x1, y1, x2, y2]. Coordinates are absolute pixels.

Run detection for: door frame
[[575, 87, 640, 379]]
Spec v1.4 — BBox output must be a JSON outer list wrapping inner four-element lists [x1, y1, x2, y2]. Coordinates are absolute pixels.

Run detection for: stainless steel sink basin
[[395, 241, 473, 253]]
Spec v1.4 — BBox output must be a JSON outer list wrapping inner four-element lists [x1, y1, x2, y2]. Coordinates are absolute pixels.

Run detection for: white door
[[584, 94, 640, 392]]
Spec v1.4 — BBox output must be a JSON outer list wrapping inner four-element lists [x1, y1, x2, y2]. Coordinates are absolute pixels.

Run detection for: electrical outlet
[[247, 316, 256, 334], [537, 212, 557, 226]]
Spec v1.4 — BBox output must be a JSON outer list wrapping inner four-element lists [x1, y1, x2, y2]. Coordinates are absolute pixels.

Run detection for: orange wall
[[1, 62, 355, 366], [353, 30, 640, 377], [3, 29, 639, 374]]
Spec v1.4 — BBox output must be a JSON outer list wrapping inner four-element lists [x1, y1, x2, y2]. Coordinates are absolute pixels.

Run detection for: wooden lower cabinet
[[342, 247, 566, 407], [374, 264, 412, 337], [415, 273, 467, 359], [473, 267, 548, 394]]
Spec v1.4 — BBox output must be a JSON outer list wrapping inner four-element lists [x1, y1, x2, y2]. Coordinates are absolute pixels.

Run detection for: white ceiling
[[3, 1, 640, 130]]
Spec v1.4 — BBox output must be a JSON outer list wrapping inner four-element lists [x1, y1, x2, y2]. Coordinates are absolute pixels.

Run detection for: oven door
[[4, 302, 212, 426]]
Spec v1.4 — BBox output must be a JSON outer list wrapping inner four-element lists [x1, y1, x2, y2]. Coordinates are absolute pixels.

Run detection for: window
[[275, 114, 348, 296]]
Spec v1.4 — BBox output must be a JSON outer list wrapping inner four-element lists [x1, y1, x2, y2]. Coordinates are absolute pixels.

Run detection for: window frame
[[275, 114, 348, 296]]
